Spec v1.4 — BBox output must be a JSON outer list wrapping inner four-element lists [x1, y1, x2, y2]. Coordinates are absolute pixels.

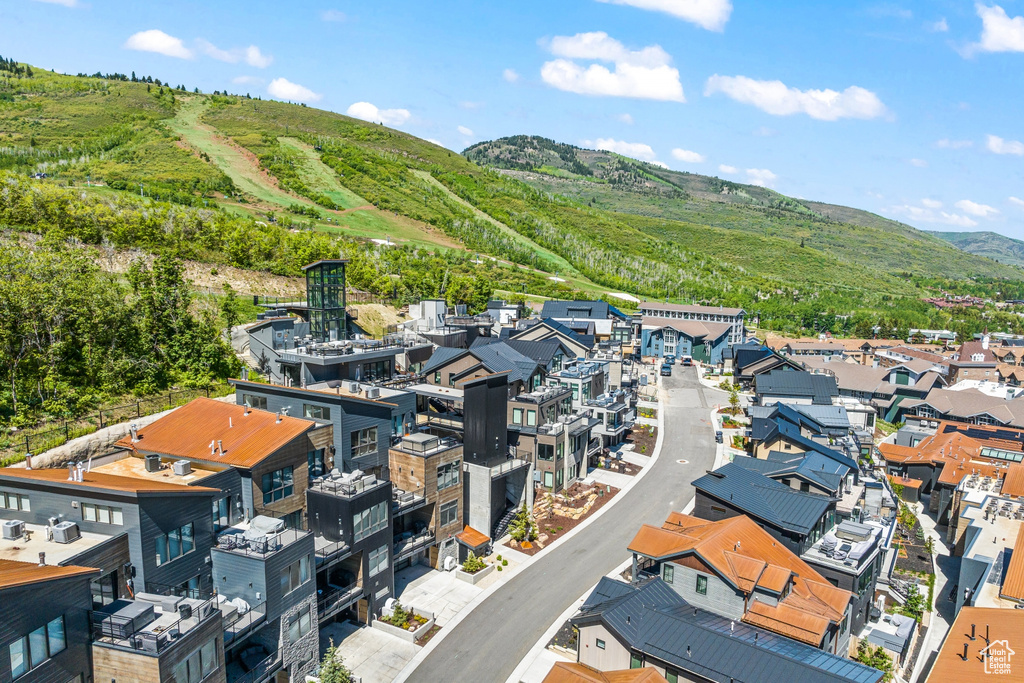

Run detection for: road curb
[[392, 387, 668, 683]]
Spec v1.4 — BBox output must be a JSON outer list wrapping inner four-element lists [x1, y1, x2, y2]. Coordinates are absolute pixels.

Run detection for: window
[[307, 449, 326, 481], [155, 523, 195, 566], [666, 671, 678, 683], [440, 500, 458, 527], [10, 616, 65, 679], [663, 563, 675, 585], [242, 394, 267, 411], [513, 408, 523, 425], [82, 503, 123, 525], [696, 574, 708, 595], [91, 572, 117, 609], [544, 471, 553, 488], [351, 427, 378, 458], [556, 469, 564, 487], [261, 466, 294, 504], [537, 444, 554, 461], [172, 637, 218, 683], [630, 653, 643, 669], [437, 461, 460, 491], [434, 371, 441, 384], [800, 482, 811, 493], [354, 501, 388, 542], [596, 639, 606, 650], [556, 443, 564, 460], [369, 545, 388, 577], [280, 555, 311, 596], [288, 605, 313, 643], [362, 360, 391, 381], [526, 410, 537, 427], [0, 492, 29, 511], [303, 404, 330, 420]]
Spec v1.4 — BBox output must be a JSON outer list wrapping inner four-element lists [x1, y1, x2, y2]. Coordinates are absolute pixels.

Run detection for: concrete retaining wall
[[456, 563, 495, 585], [372, 607, 435, 643]]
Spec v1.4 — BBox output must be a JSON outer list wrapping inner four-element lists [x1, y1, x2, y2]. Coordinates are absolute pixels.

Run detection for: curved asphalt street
[[406, 367, 724, 682]]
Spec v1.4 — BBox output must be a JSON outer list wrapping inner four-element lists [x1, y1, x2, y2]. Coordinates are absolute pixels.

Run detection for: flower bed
[[456, 562, 495, 585], [373, 603, 435, 644]]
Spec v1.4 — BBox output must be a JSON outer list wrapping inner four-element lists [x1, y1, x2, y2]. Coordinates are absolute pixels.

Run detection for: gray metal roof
[[734, 454, 845, 493], [421, 346, 468, 375], [793, 404, 852, 430], [540, 300, 629, 321], [575, 578, 883, 683], [692, 463, 833, 536], [755, 370, 839, 405]]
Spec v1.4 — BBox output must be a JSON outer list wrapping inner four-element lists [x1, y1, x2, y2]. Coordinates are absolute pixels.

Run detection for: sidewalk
[[908, 496, 957, 683]]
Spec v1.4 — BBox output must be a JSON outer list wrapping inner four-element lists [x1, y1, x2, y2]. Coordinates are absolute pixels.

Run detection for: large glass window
[[9, 616, 65, 679], [82, 503, 123, 525], [512, 408, 523, 425], [354, 501, 388, 542], [280, 555, 311, 596], [437, 461, 460, 491], [303, 404, 330, 420], [156, 523, 196, 566], [439, 500, 458, 527], [242, 394, 267, 411], [288, 605, 313, 643], [172, 637, 218, 683], [369, 545, 388, 577], [261, 466, 294, 504], [537, 444, 554, 461], [526, 410, 537, 427], [351, 427, 378, 458], [308, 449, 326, 480]]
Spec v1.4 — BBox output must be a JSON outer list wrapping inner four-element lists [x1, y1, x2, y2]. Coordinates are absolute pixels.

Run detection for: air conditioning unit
[[2, 520, 24, 540], [172, 460, 192, 476], [52, 521, 81, 544], [145, 455, 161, 473], [365, 387, 380, 400], [347, 381, 360, 393]]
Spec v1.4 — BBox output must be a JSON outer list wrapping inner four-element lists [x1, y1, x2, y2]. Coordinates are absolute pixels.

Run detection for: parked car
[[715, 431, 723, 444], [660, 364, 673, 377], [664, 354, 675, 365], [681, 356, 693, 366]]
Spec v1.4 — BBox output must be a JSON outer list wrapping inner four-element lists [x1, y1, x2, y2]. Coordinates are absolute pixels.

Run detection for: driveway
[[404, 367, 723, 682]]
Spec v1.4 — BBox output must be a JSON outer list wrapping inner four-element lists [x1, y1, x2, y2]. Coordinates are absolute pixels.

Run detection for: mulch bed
[[415, 624, 441, 646], [595, 460, 642, 476], [626, 426, 658, 457], [506, 484, 620, 557], [547, 620, 578, 652], [895, 520, 934, 575]]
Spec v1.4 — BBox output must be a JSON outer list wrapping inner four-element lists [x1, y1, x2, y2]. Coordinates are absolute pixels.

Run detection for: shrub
[[502, 559, 508, 566], [509, 504, 537, 542], [496, 554, 502, 562], [461, 552, 487, 574], [497, 565, 503, 571], [318, 639, 353, 683]]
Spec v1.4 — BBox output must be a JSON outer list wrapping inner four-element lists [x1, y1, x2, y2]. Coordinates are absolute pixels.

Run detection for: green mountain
[[928, 230, 1024, 268], [3, 62, 1024, 337]]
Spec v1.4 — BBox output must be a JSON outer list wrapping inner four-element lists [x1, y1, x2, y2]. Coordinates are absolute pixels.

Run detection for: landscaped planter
[[456, 562, 495, 585], [372, 607, 435, 644]]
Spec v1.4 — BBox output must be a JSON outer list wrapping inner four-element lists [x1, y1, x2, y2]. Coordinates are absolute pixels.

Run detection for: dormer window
[[972, 353, 984, 362]]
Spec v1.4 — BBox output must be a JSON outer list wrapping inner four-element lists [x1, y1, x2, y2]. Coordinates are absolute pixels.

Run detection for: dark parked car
[[665, 355, 676, 365], [715, 431, 723, 443], [660, 364, 672, 377]]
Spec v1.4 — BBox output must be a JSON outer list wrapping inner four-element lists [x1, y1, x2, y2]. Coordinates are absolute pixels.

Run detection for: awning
[[456, 525, 490, 549]]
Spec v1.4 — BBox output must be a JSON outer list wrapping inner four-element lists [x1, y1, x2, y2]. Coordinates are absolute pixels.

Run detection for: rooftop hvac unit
[[145, 455, 161, 473], [347, 381, 360, 393], [172, 460, 192, 476], [178, 603, 193, 620], [1, 520, 24, 540], [366, 387, 381, 400], [52, 521, 81, 544]]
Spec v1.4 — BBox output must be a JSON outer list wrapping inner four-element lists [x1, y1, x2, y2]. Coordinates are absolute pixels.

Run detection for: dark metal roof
[[733, 454, 845, 493], [755, 370, 839, 405], [691, 463, 833, 536], [575, 578, 883, 683], [421, 346, 469, 375], [773, 420, 859, 471], [541, 300, 630, 322], [473, 337, 568, 367]]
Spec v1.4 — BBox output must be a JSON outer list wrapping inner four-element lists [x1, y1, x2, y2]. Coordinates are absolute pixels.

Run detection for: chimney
[[209, 440, 216, 455], [130, 423, 139, 443], [24, 453, 31, 470], [229, 417, 233, 429], [67, 463, 75, 481], [971, 624, 976, 641], [38, 552, 45, 566], [217, 440, 223, 454], [962, 643, 969, 661], [276, 411, 282, 424]]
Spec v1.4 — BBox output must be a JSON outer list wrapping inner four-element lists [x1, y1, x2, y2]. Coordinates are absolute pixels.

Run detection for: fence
[[1, 386, 224, 466]]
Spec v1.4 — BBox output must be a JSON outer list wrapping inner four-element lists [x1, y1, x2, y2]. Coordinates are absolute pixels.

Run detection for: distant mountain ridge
[[928, 230, 1024, 268]]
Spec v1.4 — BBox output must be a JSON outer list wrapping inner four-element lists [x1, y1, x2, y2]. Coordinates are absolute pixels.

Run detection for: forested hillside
[[929, 230, 1024, 268]]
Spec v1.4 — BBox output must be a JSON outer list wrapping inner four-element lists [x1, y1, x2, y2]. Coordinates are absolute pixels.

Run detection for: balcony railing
[[392, 487, 426, 514], [394, 529, 436, 561], [90, 597, 219, 654], [317, 583, 363, 620], [490, 458, 529, 479], [232, 652, 282, 683], [223, 601, 267, 647]]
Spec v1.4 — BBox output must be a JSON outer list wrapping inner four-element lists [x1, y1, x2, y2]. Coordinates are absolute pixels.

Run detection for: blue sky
[[4, 0, 1024, 238]]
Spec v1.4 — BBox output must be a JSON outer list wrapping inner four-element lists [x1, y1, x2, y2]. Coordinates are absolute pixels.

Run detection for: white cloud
[[927, 17, 949, 32], [1010, 196, 1024, 208], [909, 158, 928, 167], [196, 40, 273, 68], [935, 138, 973, 149], [890, 203, 978, 227], [321, 9, 347, 21], [457, 125, 474, 137], [921, 198, 943, 208], [594, 0, 732, 31], [426, 139, 446, 148], [718, 164, 738, 174], [705, 74, 886, 120], [650, 160, 669, 169], [503, 68, 521, 83], [232, 75, 265, 86], [346, 101, 411, 126], [267, 78, 322, 103], [582, 137, 657, 161], [745, 168, 777, 187], [955, 199, 999, 217], [966, 3, 1024, 55], [541, 32, 685, 102], [671, 148, 705, 163], [32, 0, 78, 7], [988, 134, 1024, 155], [617, 113, 635, 124], [124, 30, 193, 59]]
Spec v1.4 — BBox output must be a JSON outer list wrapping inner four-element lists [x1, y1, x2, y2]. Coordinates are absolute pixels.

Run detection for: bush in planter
[[502, 559, 508, 566], [496, 554, 503, 562], [497, 565, 503, 571], [462, 551, 487, 574]]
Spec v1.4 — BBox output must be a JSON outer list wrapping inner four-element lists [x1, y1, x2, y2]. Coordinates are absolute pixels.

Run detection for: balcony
[[232, 651, 282, 683], [314, 536, 352, 565], [490, 458, 529, 479], [223, 601, 267, 649], [392, 486, 427, 515], [317, 582, 363, 620], [394, 529, 436, 562], [90, 596, 220, 655]]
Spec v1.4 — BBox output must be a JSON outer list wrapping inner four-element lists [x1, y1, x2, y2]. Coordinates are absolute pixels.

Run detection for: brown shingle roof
[[927, 607, 1024, 682], [456, 525, 490, 548], [888, 474, 924, 490], [1001, 532, 1024, 602], [0, 559, 99, 590], [0, 467, 220, 495], [543, 662, 667, 683], [115, 397, 316, 469]]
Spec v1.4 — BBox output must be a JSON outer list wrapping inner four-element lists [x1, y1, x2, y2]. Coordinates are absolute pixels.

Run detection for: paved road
[[406, 367, 724, 682]]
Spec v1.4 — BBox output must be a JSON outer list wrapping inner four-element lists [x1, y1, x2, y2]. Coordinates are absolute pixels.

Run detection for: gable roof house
[[500, 318, 595, 357], [422, 342, 543, 396], [755, 370, 839, 406], [627, 513, 855, 655], [540, 300, 631, 342], [638, 302, 746, 346], [948, 339, 999, 385], [638, 317, 733, 364], [570, 576, 882, 683]]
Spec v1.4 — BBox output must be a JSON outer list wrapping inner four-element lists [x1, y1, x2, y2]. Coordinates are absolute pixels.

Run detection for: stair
[[492, 506, 519, 540]]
